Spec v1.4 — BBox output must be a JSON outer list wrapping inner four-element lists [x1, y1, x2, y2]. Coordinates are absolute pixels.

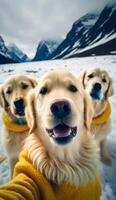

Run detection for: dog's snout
[[14, 98, 24, 108], [14, 98, 25, 116], [50, 100, 71, 118], [93, 83, 101, 91]]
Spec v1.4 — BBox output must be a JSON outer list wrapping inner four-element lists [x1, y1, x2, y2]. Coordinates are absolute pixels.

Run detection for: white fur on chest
[[3, 126, 28, 158]]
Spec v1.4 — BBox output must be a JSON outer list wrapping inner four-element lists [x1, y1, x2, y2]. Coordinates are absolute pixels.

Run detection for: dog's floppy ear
[[28, 76, 38, 88], [26, 89, 37, 134], [0, 85, 9, 110], [84, 91, 94, 130], [105, 78, 114, 99], [79, 70, 86, 88]]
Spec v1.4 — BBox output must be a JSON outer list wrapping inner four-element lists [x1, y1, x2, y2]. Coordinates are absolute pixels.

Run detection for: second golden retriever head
[[79, 68, 114, 102], [0, 74, 37, 119], [26, 70, 94, 146]]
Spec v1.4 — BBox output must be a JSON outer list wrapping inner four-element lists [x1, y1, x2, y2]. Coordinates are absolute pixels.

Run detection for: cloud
[[0, 0, 112, 58]]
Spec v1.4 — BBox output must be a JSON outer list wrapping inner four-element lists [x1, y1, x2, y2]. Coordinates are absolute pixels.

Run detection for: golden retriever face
[[0, 75, 37, 118], [80, 68, 114, 102], [27, 71, 93, 147]]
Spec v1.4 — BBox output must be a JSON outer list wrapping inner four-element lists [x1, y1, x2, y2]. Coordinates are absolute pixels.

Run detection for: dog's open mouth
[[46, 124, 77, 145]]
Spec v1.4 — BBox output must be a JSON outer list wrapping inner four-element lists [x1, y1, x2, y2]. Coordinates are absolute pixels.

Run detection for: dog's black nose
[[93, 83, 101, 91], [51, 100, 71, 118], [14, 98, 24, 108]]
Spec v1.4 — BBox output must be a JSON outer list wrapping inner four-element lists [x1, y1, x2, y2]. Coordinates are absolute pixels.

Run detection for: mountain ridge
[[33, 40, 60, 61], [50, 4, 116, 59], [0, 36, 28, 64]]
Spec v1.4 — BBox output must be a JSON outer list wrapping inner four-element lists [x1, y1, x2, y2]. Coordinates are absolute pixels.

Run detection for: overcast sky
[[0, 0, 113, 58]]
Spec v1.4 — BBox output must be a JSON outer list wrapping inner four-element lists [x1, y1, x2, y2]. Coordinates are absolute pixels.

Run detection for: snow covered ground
[[0, 55, 116, 199]]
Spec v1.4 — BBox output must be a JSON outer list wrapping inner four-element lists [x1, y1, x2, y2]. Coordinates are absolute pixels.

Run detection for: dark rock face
[[0, 36, 28, 64], [0, 36, 14, 64], [33, 41, 50, 61], [33, 40, 60, 61], [0, 53, 15, 64], [49, 13, 99, 59], [7, 44, 28, 62]]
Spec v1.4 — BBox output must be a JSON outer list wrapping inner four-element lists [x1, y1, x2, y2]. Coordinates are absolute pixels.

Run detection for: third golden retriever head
[[79, 68, 114, 102], [26, 70, 94, 147], [0, 74, 37, 119]]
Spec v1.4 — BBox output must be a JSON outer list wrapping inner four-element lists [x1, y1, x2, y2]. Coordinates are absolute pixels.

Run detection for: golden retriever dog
[[24, 70, 100, 190], [79, 68, 114, 165], [0, 74, 37, 176]]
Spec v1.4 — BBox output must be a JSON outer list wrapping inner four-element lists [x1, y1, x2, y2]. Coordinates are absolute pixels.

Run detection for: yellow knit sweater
[[0, 149, 101, 200]]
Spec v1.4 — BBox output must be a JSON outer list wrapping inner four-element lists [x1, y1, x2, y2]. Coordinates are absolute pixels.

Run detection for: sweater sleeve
[[0, 150, 40, 200]]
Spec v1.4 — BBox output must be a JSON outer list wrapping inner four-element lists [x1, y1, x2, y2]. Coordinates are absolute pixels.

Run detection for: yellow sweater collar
[[2, 111, 29, 133], [92, 101, 111, 125]]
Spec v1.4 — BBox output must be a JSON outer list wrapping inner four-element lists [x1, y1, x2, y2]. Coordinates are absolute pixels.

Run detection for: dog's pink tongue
[[53, 124, 71, 137]]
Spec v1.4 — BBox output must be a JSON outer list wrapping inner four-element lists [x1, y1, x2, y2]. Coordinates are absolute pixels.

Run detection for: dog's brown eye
[[88, 74, 94, 79], [40, 86, 48, 95], [68, 85, 78, 92], [102, 78, 107, 83], [6, 89, 12, 95], [22, 84, 29, 89]]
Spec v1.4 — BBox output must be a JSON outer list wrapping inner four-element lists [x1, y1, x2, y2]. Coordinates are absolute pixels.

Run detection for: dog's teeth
[[49, 131, 53, 137], [72, 132, 76, 136], [72, 128, 77, 137], [73, 132, 76, 136]]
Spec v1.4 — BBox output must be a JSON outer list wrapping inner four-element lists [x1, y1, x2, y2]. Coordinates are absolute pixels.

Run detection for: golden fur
[[0, 155, 6, 163], [0, 74, 37, 176], [25, 70, 99, 187], [79, 68, 114, 165]]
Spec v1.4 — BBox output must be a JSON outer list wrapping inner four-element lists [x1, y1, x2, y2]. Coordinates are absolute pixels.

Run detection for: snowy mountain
[[0, 36, 7, 53], [33, 40, 60, 61], [0, 36, 28, 64], [67, 3, 116, 58], [49, 13, 99, 59], [50, 3, 116, 59], [7, 43, 28, 62], [0, 36, 15, 64], [0, 52, 15, 65]]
